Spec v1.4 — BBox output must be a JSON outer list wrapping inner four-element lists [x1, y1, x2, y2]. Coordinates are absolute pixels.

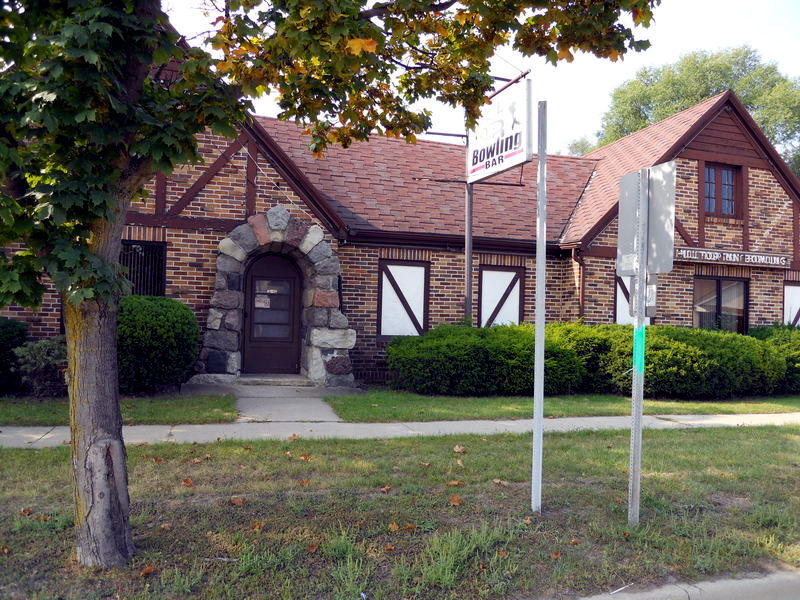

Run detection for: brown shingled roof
[[257, 116, 597, 245], [559, 91, 730, 246]]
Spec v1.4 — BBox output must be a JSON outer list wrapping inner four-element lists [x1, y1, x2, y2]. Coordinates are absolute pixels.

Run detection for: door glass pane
[[693, 279, 718, 329], [255, 280, 290, 294], [254, 324, 290, 338], [720, 280, 745, 332], [253, 309, 289, 324]]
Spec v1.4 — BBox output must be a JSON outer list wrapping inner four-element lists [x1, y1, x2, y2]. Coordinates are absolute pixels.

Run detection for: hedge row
[[387, 322, 793, 399], [2, 296, 199, 397]]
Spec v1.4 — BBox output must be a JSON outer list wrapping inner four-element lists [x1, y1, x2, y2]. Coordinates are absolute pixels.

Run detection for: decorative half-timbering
[[5, 90, 800, 385]]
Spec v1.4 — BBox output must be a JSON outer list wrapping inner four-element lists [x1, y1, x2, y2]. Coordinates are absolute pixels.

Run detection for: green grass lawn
[[1, 426, 798, 599], [0, 394, 237, 426], [327, 390, 800, 422]]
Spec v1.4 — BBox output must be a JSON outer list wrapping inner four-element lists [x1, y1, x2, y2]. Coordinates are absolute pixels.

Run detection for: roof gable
[[560, 90, 800, 247]]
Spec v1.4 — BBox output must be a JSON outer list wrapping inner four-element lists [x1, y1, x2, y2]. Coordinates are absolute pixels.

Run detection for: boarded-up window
[[615, 276, 650, 325], [479, 267, 523, 327], [378, 261, 429, 336], [784, 283, 800, 326], [120, 241, 166, 296]]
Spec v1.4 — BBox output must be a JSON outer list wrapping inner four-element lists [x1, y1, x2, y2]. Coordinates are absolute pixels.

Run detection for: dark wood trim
[[742, 166, 750, 250], [580, 245, 616, 258], [377, 259, 430, 337], [245, 139, 257, 216], [615, 275, 630, 303], [794, 200, 800, 265], [656, 94, 731, 164], [478, 266, 524, 327], [243, 118, 349, 237], [155, 173, 167, 215], [347, 228, 559, 256], [166, 132, 249, 217], [674, 217, 697, 247], [126, 210, 242, 231], [697, 159, 706, 245], [572, 249, 585, 318], [702, 162, 741, 218], [678, 149, 769, 170]]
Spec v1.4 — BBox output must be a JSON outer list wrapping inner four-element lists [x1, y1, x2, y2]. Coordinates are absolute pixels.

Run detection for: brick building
[[5, 90, 800, 385]]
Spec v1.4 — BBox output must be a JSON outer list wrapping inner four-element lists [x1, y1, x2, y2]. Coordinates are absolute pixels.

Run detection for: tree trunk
[[64, 190, 135, 568]]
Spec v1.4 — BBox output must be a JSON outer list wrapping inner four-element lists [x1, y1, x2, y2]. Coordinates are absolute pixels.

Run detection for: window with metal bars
[[119, 241, 166, 296]]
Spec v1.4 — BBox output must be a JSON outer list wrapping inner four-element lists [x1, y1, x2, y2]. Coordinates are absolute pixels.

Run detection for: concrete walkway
[[581, 569, 800, 599], [2, 403, 799, 448]]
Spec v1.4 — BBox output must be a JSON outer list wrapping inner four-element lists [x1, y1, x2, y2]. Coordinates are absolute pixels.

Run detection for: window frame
[[376, 259, 430, 339], [783, 281, 800, 326], [478, 265, 525, 327], [693, 275, 749, 333], [120, 240, 167, 296], [703, 162, 741, 218]]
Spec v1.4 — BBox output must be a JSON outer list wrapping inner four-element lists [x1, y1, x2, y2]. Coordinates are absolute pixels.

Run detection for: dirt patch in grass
[[1, 427, 798, 599]]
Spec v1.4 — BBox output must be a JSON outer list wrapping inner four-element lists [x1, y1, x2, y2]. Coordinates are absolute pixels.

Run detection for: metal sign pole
[[531, 100, 547, 512], [464, 182, 474, 321], [628, 168, 649, 526]]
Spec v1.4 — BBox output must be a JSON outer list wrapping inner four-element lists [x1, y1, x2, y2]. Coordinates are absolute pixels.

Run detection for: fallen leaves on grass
[[492, 478, 509, 487], [284, 451, 293, 458], [298, 479, 312, 487], [445, 480, 463, 487], [1, 546, 10, 555], [139, 566, 155, 578], [449, 494, 462, 507], [379, 485, 393, 493], [299, 453, 312, 462], [522, 517, 533, 526], [33, 514, 50, 522], [456, 459, 464, 468], [251, 522, 264, 532], [306, 545, 319, 553], [623, 531, 631, 539], [420, 462, 431, 467], [160, 523, 173, 531], [551, 551, 561, 560], [404, 524, 416, 531], [569, 539, 580, 546], [453, 444, 466, 454], [19, 508, 32, 516], [384, 543, 395, 551], [242, 446, 252, 451], [229, 496, 244, 506], [182, 478, 193, 487], [152, 457, 164, 463], [498, 550, 508, 558], [288, 434, 300, 440], [387, 523, 400, 532]]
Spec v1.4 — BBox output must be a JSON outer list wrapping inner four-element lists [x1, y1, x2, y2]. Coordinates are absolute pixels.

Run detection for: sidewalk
[[2, 410, 799, 448]]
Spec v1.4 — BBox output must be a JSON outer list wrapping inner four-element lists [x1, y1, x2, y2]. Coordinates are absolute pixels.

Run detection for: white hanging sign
[[466, 78, 533, 183]]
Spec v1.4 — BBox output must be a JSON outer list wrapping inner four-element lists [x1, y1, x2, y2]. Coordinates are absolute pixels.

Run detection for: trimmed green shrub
[[0, 317, 28, 393], [749, 325, 800, 392], [13, 337, 67, 397], [117, 296, 200, 393], [386, 324, 584, 396]]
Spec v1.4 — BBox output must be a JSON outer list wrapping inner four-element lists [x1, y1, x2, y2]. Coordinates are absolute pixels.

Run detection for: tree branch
[[359, 0, 459, 20]]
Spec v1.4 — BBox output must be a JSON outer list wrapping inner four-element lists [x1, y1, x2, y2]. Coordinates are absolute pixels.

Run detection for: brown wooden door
[[243, 254, 302, 373]]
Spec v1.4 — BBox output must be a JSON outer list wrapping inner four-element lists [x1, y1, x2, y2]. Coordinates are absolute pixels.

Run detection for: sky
[[164, 0, 800, 154]]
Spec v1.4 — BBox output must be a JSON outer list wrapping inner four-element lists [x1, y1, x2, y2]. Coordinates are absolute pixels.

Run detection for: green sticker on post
[[633, 325, 646, 374]]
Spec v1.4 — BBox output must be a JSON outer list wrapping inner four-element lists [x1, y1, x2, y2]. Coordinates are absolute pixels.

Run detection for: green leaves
[[210, 0, 658, 153], [0, 1, 247, 310]]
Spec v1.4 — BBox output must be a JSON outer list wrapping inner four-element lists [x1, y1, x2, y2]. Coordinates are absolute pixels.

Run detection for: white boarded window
[[480, 267, 523, 327], [784, 284, 800, 326], [615, 276, 650, 325], [378, 261, 429, 336]]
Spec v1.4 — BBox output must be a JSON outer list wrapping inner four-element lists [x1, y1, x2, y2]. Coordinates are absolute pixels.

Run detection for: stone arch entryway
[[199, 205, 356, 386]]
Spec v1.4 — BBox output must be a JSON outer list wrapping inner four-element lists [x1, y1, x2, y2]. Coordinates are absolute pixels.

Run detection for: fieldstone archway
[[198, 204, 356, 386]]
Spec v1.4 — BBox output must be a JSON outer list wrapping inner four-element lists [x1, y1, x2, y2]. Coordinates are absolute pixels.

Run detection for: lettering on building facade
[[674, 247, 790, 268]]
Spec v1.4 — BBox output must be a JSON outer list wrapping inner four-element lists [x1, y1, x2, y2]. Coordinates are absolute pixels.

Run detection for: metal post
[[531, 100, 547, 513], [464, 182, 474, 322], [628, 168, 649, 526]]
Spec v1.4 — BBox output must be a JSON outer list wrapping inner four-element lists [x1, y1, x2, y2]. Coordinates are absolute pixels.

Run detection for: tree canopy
[[213, 0, 659, 155], [0, 0, 659, 568], [594, 46, 800, 172]]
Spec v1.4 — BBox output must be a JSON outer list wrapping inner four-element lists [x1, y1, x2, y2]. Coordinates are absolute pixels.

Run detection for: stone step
[[235, 374, 314, 387]]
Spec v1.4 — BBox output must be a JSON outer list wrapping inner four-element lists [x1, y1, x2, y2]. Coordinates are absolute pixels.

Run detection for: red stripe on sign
[[469, 164, 486, 174], [503, 148, 524, 159]]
